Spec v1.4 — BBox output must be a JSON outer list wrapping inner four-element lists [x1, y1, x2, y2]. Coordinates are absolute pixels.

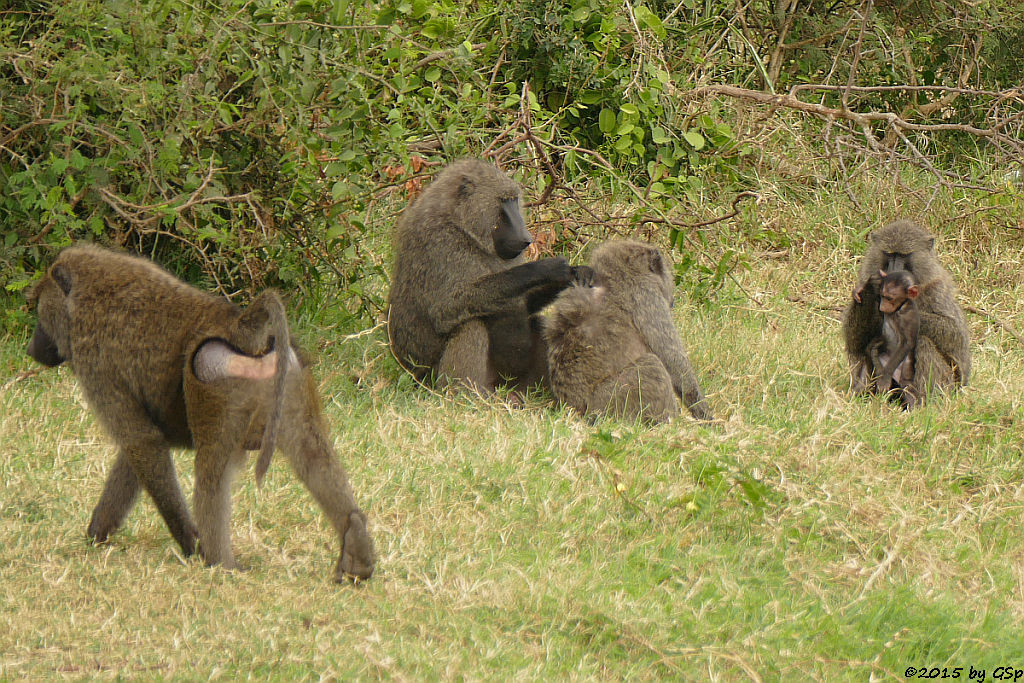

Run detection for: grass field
[[2, 216, 1024, 679]]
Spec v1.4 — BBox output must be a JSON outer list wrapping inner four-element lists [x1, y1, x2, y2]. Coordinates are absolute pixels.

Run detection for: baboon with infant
[[27, 245, 375, 582], [542, 240, 712, 424], [869, 270, 923, 408], [388, 158, 591, 394], [842, 219, 970, 401]]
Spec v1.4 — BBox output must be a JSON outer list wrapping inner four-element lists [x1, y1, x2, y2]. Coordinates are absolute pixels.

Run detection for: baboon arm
[[525, 265, 596, 315], [917, 310, 968, 353], [637, 297, 711, 419], [429, 258, 571, 335], [877, 340, 913, 388]]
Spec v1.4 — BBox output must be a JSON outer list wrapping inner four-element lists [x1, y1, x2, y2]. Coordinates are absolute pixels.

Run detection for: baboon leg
[[911, 336, 953, 401], [124, 439, 197, 556], [279, 374, 375, 581], [601, 355, 677, 424], [849, 354, 872, 394], [87, 449, 142, 543], [193, 446, 247, 568], [437, 320, 495, 394], [514, 322, 550, 391], [90, 394, 197, 554]]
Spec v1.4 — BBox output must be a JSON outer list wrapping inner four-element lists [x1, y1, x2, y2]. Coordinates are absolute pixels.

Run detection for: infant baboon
[[842, 220, 969, 397], [543, 240, 712, 424], [868, 270, 922, 408], [27, 245, 375, 582], [387, 158, 590, 394]]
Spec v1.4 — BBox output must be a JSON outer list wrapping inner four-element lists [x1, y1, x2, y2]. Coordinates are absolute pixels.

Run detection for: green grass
[[3, 196, 1024, 678]]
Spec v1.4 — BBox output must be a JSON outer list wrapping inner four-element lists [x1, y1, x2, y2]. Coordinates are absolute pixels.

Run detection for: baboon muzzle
[[494, 198, 532, 259]]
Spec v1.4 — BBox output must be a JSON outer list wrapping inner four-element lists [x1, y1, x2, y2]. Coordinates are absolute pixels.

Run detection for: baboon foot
[[167, 522, 199, 557], [686, 395, 714, 422], [86, 514, 118, 544], [334, 511, 375, 582]]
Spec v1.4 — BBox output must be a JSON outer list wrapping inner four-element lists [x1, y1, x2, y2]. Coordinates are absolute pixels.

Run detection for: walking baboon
[[387, 158, 591, 394], [27, 245, 375, 582], [841, 220, 970, 397], [868, 270, 922, 408], [543, 240, 712, 423]]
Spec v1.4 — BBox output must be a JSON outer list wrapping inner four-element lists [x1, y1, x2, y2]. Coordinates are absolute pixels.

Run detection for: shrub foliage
[[2, 0, 1021, 320]]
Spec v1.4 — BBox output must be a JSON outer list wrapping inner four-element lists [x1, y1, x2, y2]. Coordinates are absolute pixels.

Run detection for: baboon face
[[27, 264, 73, 367], [878, 270, 919, 314], [869, 220, 936, 273], [449, 161, 532, 260], [492, 195, 531, 260]]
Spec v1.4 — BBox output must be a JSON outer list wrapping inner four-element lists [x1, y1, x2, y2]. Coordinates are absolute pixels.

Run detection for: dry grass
[[3, 179, 1024, 678]]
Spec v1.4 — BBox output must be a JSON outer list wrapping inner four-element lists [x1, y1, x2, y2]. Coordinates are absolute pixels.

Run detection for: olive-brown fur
[[387, 158, 584, 394], [868, 270, 922, 408], [543, 240, 712, 423], [27, 245, 375, 581], [841, 220, 970, 399]]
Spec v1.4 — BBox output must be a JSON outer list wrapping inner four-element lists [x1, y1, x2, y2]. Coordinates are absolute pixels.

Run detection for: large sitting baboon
[[387, 158, 591, 394], [542, 240, 713, 424], [841, 220, 970, 398], [27, 245, 375, 582]]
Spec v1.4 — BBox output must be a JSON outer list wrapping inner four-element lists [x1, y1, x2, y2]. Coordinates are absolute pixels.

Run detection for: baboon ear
[[51, 264, 72, 295], [647, 248, 664, 275], [927, 237, 935, 251], [907, 284, 920, 299], [457, 176, 475, 199]]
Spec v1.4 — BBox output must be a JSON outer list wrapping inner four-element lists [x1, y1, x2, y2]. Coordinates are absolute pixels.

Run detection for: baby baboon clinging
[[387, 158, 591, 394], [27, 245, 375, 582], [868, 270, 922, 408], [841, 219, 970, 397], [543, 240, 712, 424]]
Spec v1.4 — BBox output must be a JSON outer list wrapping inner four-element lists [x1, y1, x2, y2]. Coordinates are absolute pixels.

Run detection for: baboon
[[841, 220, 970, 397], [542, 240, 713, 424], [387, 158, 592, 394], [27, 245, 375, 582], [868, 270, 922, 408]]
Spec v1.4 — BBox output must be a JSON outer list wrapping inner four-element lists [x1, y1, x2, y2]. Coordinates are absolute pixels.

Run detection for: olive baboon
[[868, 270, 922, 408], [841, 220, 970, 397], [387, 158, 591, 394], [542, 240, 713, 423], [27, 245, 375, 581]]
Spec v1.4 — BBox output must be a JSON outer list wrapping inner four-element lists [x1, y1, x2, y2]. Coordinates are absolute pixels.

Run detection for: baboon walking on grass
[[842, 220, 970, 400], [387, 158, 592, 394], [27, 245, 375, 582], [543, 240, 712, 424]]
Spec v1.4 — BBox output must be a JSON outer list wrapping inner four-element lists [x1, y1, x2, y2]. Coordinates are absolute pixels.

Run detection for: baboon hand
[[570, 265, 596, 287], [541, 256, 573, 283], [334, 510, 375, 582]]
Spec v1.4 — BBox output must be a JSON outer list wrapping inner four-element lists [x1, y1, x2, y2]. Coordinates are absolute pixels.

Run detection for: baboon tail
[[250, 291, 290, 487]]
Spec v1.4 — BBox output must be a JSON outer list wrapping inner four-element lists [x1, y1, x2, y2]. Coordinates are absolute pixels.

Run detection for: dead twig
[[965, 305, 1024, 348]]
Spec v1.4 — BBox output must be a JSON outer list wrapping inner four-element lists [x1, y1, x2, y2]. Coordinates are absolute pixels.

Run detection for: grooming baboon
[[27, 245, 375, 582], [543, 240, 712, 423], [868, 270, 922, 408], [841, 220, 970, 397], [387, 158, 592, 394]]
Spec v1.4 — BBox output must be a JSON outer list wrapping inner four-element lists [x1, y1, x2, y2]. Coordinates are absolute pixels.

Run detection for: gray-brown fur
[[868, 270, 922, 408], [27, 245, 374, 581], [387, 158, 589, 394], [542, 240, 712, 423], [841, 220, 970, 398]]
